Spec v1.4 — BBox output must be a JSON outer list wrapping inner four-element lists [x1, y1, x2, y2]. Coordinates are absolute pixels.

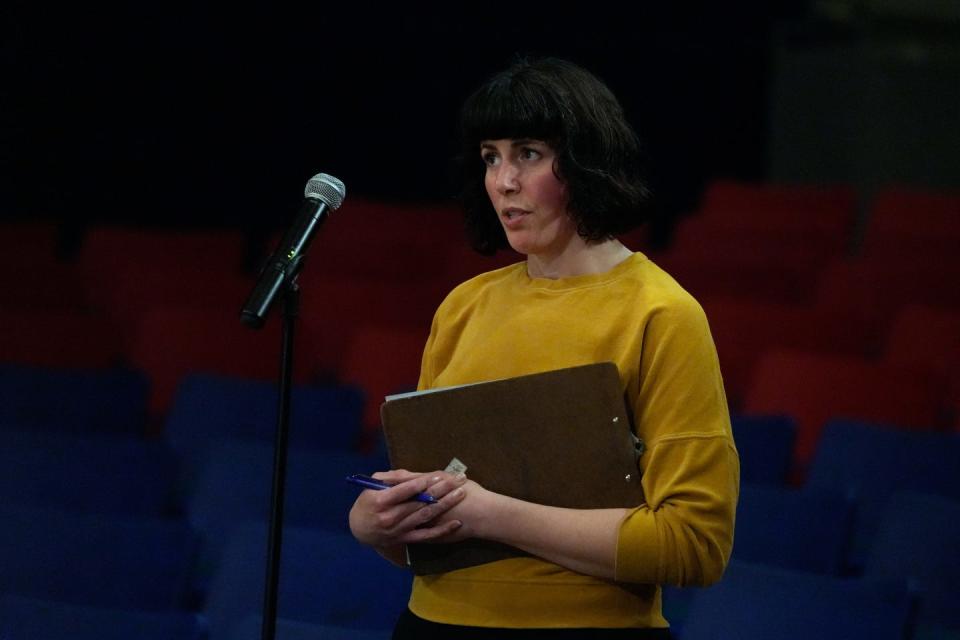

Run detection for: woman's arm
[[440, 481, 629, 579], [439, 430, 737, 586]]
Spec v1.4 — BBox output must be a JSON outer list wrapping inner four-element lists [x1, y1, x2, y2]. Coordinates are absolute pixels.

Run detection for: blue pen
[[345, 473, 438, 504]]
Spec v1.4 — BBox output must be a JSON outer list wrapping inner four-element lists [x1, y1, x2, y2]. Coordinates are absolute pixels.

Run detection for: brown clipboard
[[380, 361, 645, 575]]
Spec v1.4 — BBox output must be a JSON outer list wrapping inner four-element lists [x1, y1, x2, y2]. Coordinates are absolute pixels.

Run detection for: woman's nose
[[496, 162, 520, 193]]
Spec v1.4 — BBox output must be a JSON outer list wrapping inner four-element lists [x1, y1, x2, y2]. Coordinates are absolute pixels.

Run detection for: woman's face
[[481, 138, 578, 259]]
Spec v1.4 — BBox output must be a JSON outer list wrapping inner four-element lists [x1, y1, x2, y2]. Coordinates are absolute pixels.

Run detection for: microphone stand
[[260, 277, 300, 640], [240, 173, 344, 639]]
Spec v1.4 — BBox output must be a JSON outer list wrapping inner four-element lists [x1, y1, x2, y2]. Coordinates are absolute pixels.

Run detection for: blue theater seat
[[865, 491, 960, 639], [730, 414, 796, 485], [0, 505, 200, 611], [663, 482, 854, 634], [164, 373, 365, 496], [0, 595, 209, 640], [806, 419, 960, 571], [733, 483, 853, 575], [0, 364, 149, 434], [203, 523, 409, 639], [681, 561, 910, 640], [229, 615, 390, 640], [0, 429, 178, 517], [186, 439, 388, 584]]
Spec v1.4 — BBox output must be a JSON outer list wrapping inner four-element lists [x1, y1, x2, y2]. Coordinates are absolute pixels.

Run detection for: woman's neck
[[525, 238, 634, 280]]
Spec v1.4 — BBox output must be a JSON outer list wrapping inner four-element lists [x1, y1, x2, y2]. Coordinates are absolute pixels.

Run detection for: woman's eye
[[520, 148, 542, 160], [481, 152, 499, 166]]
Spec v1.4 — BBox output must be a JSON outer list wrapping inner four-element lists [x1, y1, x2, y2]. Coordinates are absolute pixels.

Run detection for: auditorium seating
[[743, 349, 948, 475], [704, 298, 873, 409], [649, 180, 859, 305], [0, 309, 127, 369], [164, 373, 365, 495], [864, 491, 960, 638], [805, 420, 960, 572], [861, 185, 960, 262], [0, 505, 200, 611], [814, 256, 960, 346], [653, 247, 826, 305], [339, 325, 430, 433], [0, 595, 209, 640], [0, 258, 88, 312], [78, 226, 248, 289], [185, 439, 388, 582], [290, 198, 458, 283], [692, 180, 858, 256], [0, 221, 86, 312], [680, 561, 911, 640], [5, 181, 959, 637], [0, 429, 178, 517], [732, 483, 854, 575], [698, 179, 858, 228], [230, 615, 390, 640], [203, 523, 409, 639], [298, 276, 444, 381], [129, 308, 317, 417], [730, 414, 796, 486], [882, 305, 960, 423], [669, 480, 853, 629], [0, 363, 149, 434]]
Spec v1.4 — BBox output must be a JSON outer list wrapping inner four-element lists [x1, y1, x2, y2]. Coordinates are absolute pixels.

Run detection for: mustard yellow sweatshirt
[[409, 252, 739, 629]]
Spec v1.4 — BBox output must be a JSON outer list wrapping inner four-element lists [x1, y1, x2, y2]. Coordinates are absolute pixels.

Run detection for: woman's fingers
[[401, 517, 464, 543], [375, 470, 467, 506], [398, 487, 468, 543], [371, 469, 420, 483], [381, 479, 467, 539]]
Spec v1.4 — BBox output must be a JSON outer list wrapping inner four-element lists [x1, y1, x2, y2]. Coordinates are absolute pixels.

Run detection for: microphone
[[240, 173, 346, 329]]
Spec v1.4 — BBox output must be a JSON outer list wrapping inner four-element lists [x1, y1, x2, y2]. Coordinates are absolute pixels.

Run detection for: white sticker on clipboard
[[444, 457, 468, 475]]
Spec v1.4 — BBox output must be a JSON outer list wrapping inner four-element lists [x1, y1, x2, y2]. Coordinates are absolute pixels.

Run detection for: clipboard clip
[[614, 414, 644, 477]]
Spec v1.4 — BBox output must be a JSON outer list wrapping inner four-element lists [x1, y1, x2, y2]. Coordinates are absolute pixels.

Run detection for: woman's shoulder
[[439, 260, 526, 308], [624, 253, 704, 310]]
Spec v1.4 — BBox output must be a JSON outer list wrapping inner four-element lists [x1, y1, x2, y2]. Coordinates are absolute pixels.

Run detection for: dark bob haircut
[[458, 57, 651, 255]]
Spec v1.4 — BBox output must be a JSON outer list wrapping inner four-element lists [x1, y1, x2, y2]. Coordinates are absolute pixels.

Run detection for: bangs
[[459, 74, 565, 146]]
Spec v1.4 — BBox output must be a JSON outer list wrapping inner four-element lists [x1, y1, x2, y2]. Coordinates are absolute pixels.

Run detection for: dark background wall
[[1, 4, 797, 233], [4, 3, 957, 239]]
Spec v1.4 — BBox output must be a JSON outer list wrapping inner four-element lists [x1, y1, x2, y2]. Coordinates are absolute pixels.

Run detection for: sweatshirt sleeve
[[614, 293, 740, 586]]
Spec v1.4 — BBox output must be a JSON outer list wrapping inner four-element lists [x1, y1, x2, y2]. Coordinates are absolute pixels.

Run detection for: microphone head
[[304, 173, 346, 210]]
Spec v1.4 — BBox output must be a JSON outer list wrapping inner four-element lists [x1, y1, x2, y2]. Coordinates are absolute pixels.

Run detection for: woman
[[350, 57, 739, 638]]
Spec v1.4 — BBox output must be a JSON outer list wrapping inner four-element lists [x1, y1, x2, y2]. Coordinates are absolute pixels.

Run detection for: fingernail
[[431, 475, 442, 483], [452, 487, 464, 497], [454, 472, 467, 482], [452, 520, 462, 529]]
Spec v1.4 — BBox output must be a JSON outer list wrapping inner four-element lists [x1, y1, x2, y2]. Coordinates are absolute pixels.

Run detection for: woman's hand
[[427, 478, 496, 543], [349, 469, 468, 549]]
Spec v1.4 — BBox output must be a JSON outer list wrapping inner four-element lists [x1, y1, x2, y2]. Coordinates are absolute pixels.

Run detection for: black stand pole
[[260, 279, 300, 640]]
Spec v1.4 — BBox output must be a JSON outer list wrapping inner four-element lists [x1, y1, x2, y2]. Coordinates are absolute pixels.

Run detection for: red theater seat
[[863, 186, 960, 262], [744, 349, 948, 475], [882, 305, 960, 423], [339, 325, 428, 434], [703, 297, 873, 410], [815, 257, 960, 346], [0, 310, 125, 369], [129, 308, 315, 417], [694, 179, 858, 260], [298, 277, 447, 381]]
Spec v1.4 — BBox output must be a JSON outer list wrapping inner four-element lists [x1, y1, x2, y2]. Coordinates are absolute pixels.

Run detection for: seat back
[[681, 561, 910, 640]]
